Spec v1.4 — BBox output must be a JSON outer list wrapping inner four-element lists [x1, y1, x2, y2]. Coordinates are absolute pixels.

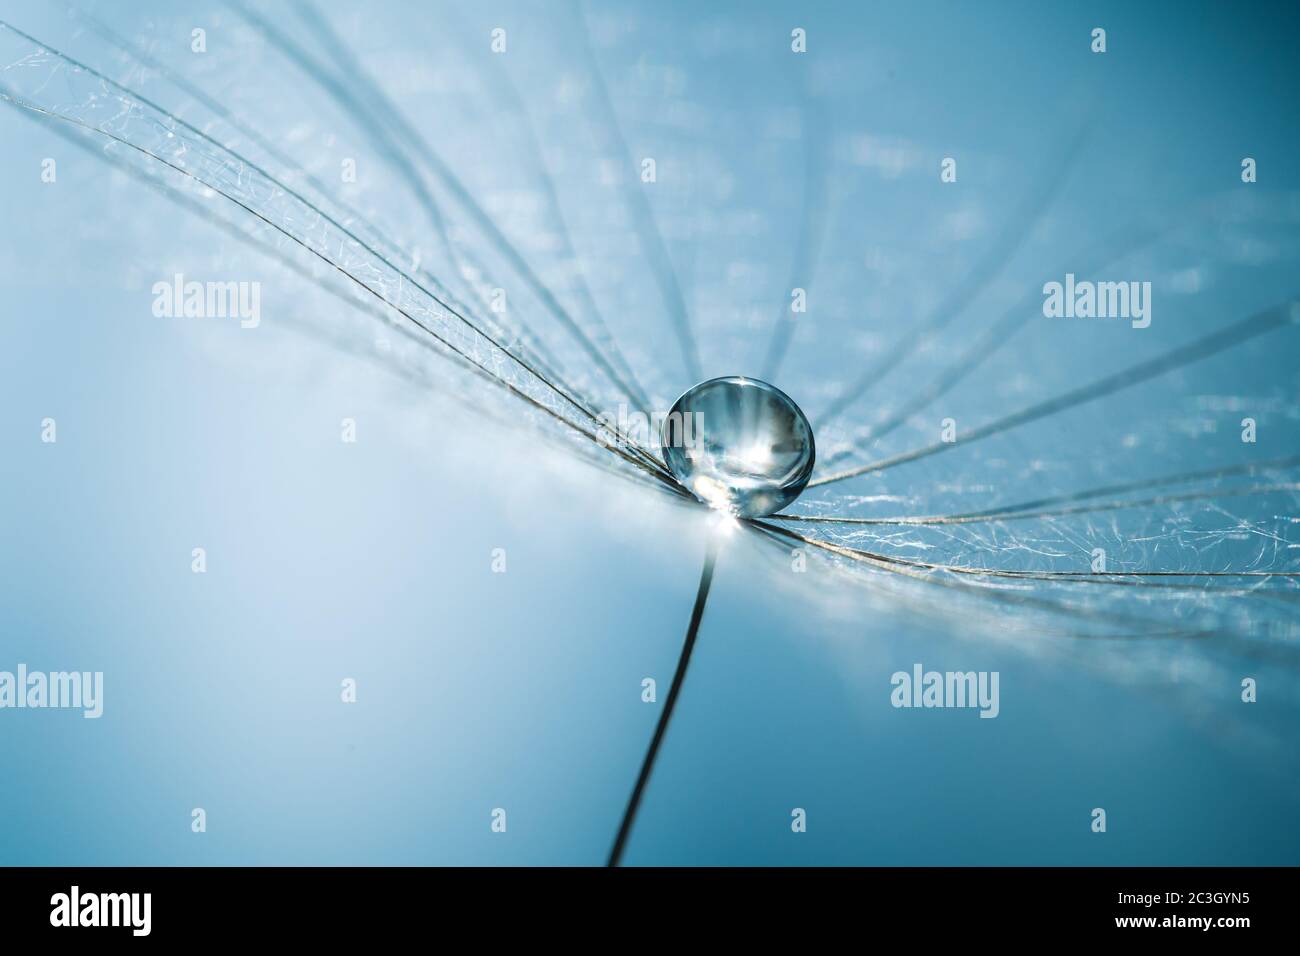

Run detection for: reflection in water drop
[[661, 376, 815, 518]]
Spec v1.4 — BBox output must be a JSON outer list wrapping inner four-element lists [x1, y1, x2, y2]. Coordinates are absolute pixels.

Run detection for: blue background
[[1, 0, 1298, 864]]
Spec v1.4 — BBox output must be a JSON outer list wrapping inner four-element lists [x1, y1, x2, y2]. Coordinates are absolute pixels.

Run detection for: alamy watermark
[[597, 404, 705, 451], [50, 886, 150, 936], [890, 663, 999, 718], [0, 664, 103, 718], [1042, 273, 1151, 329], [152, 273, 261, 328]]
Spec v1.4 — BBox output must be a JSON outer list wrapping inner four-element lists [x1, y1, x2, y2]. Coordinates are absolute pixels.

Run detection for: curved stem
[[608, 537, 720, 867]]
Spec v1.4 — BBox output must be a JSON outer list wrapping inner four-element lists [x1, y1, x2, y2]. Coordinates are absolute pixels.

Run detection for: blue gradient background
[[1, 0, 1298, 865]]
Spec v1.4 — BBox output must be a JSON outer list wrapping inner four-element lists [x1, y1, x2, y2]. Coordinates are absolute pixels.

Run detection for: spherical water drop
[[661, 376, 815, 518]]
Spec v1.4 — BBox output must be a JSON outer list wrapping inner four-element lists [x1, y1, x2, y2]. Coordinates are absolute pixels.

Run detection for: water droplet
[[661, 376, 815, 518]]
